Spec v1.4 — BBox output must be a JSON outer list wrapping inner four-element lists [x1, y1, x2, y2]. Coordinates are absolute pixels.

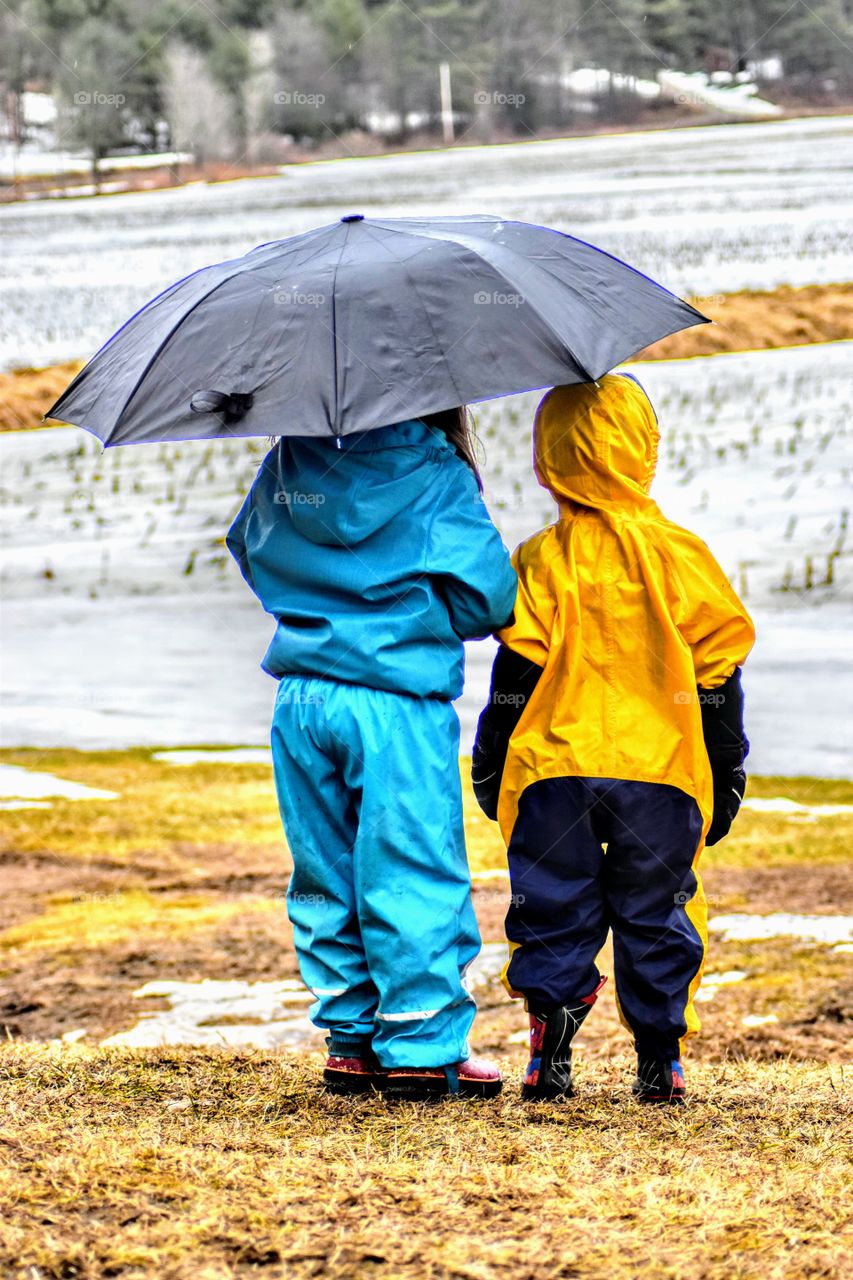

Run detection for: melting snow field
[[1, 341, 850, 776], [1, 115, 852, 370]]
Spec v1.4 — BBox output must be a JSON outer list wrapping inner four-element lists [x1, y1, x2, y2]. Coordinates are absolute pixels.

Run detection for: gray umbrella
[[46, 214, 707, 445]]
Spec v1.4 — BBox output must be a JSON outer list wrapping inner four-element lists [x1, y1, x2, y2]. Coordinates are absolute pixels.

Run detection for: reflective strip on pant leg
[[376, 1008, 442, 1023]]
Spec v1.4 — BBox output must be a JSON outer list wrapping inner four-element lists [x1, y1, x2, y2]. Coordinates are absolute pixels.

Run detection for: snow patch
[[103, 943, 509, 1048], [102, 978, 318, 1049], [693, 970, 748, 1003], [657, 70, 782, 119], [0, 763, 117, 805], [153, 748, 273, 766], [709, 913, 853, 945], [741, 1013, 779, 1027], [741, 797, 853, 819]]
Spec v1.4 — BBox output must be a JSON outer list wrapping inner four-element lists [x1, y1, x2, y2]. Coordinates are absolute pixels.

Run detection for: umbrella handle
[[190, 389, 254, 424]]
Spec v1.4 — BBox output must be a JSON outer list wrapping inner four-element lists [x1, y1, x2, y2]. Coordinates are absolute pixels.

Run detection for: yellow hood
[[533, 373, 659, 517]]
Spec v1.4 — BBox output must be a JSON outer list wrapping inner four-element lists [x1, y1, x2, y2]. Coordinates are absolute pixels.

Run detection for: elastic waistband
[[275, 673, 451, 703]]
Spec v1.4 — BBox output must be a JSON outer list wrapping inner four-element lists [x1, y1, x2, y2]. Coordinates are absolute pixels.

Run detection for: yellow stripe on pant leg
[[680, 860, 709, 1057], [501, 940, 525, 999], [613, 980, 633, 1036]]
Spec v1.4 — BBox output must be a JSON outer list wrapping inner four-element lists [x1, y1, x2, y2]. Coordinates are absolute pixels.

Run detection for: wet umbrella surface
[[47, 213, 707, 446]]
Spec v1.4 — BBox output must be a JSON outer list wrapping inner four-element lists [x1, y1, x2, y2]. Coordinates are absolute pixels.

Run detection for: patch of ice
[[153, 748, 273, 766], [741, 1013, 779, 1027], [709, 913, 853, 945], [0, 763, 117, 802], [104, 945, 510, 1048], [741, 797, 853, 819]]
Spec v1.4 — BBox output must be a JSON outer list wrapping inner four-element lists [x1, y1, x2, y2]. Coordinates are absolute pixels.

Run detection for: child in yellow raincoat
[[472, 373, 754, 1104]]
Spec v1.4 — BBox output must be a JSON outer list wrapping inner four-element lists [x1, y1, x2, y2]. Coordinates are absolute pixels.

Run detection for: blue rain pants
[[505, 776, 705, 1059], [270, 674, 480, 1068]]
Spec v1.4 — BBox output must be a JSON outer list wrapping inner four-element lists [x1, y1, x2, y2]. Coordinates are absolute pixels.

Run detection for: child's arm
[[471, 535, 554, 820], [426, 464, 517, 639], [664, 527, 755, 843], [225, 489, 258, 595], [472, 645, 544, 820], [700, 667, 748, 845]]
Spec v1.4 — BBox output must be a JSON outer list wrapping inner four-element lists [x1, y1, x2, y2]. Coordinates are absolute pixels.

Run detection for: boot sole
[[323, 1070, 385, 1096], [384, 1074, 503, 1102], [633, 1089, 686, 1105]]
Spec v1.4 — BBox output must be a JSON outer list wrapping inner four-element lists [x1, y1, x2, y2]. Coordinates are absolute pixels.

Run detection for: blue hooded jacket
[[226, 420, 517, 700]]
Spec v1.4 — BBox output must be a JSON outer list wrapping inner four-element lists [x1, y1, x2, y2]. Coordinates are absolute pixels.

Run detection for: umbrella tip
[[340, 214, 364, 223]]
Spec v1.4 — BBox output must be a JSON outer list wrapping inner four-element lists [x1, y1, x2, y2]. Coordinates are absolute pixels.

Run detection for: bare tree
[[163, 42, 237, 165]]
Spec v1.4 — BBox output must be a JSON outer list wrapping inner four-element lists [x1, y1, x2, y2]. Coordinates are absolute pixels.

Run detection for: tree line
[[1, 0, 851, 168]]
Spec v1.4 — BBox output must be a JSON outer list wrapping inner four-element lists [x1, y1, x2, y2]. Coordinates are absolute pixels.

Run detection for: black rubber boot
[[632, 1056, 686, 1105], [521, 979, 606, 1101]]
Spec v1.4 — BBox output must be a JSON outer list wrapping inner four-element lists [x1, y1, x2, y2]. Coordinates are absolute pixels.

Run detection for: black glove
[[471, 644, 544, 821], [471, 721, 504, 821], [700, 668, 749, 846], [705, 764, 747, 846]]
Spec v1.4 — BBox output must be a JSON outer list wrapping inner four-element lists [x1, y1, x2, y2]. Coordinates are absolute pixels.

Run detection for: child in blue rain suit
[[227, 411, 516, 1100]]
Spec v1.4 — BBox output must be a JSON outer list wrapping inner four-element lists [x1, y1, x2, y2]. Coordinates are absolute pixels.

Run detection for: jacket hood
[[533, 373, 659, 517], [275, 418, 454, 546]]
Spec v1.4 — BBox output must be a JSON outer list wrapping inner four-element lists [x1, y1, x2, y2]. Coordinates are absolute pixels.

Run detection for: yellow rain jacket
[[496, 373, 755, 844]]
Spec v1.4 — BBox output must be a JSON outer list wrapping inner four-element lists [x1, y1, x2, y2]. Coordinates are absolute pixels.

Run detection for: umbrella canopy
[[46, 214, 708, 446]]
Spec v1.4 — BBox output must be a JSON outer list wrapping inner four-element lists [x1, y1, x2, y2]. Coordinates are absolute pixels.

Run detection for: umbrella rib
[[109, 270, 249, 437], [360, 224, 468, 411], [329, 230, 352, 437]]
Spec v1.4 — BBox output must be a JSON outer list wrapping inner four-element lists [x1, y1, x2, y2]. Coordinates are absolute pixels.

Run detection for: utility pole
[[439, 62, 454, 145]]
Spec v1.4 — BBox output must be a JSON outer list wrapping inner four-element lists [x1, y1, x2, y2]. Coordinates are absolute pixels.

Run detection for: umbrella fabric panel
[[48, 262, 240, 445], [50, 224, 339, 445], [361, 216, 705, 379], [332, 234, 589, 433], [107, 265, 339, 445]]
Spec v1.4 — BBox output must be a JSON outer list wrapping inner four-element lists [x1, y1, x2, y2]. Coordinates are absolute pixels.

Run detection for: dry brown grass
[[640, 283, 853, 359], [0, 1047, 850, 1280], [0, 360, 84, 433]]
